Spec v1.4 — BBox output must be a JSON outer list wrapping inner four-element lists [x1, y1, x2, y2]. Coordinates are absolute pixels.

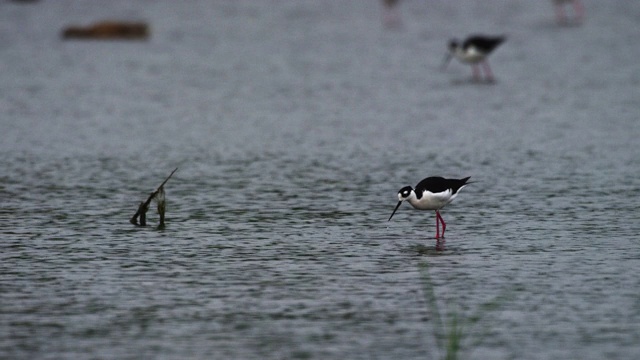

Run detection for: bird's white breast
[[455, 46, 485, 64]]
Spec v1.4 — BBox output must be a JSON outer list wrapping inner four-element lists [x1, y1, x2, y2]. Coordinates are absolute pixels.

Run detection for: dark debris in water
[[129, 167, 177, 228]]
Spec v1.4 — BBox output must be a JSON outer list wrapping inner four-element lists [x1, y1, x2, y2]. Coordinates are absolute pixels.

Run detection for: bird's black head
[[442, 41, 458, 70], [397, 186, 414, 200], [389, 186, 414, 222]]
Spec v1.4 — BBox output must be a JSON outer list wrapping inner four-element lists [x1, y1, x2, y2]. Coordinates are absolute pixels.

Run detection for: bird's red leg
[[471, 64, 480, 81], [482, 61, 494, 82], [435, 211, 446, 238], [573, 0, 584, 21], [437, 211, 447, 238], [555, 4, 566, 23], [383, 7, 401, 28]]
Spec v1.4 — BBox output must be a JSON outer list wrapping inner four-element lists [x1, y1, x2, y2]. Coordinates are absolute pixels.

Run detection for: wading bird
[[389, 176, 470, 239], [552, 0, 585, 24], [442, 35, 505, 82]]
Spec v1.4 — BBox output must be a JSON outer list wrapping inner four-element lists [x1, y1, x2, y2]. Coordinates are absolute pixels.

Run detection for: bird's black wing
[[415, 176, 470, 195], [464, 35, 505, 53]]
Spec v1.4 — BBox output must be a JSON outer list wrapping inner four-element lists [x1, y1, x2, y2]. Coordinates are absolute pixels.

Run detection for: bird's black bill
[[440, 52, 453, 70], [388, 201, 403, 221]]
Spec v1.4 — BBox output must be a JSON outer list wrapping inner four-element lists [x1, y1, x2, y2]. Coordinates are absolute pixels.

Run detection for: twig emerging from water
[[129, 167, 177, 227]]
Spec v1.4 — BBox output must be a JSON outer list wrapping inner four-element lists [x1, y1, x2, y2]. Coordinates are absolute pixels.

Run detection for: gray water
[[2, 1, 640, 359]]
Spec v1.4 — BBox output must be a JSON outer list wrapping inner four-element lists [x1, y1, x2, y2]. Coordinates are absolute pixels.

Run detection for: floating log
[[130, 168, 177, 227], [62, 21, 150, 40]]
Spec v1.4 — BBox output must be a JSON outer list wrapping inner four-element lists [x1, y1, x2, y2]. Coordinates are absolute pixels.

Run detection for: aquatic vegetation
[[130, 167, 177, 228], [419, 262, 512, 360]]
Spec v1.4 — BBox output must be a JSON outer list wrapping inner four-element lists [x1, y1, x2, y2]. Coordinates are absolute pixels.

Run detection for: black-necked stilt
[[382, 0, 402, 28], [552, 0, 584, 24], [388, 176, 471, 239], [442, 35, 505, 82]]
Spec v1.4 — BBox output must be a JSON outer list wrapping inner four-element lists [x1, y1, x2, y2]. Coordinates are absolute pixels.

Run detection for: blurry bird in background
[[442, 35, 506, 83], [552, 0, 585, 24], [382, 0, 402, 29]]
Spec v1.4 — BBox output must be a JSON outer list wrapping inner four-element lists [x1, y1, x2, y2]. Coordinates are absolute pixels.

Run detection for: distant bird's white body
[[451, 46, 486, 64]]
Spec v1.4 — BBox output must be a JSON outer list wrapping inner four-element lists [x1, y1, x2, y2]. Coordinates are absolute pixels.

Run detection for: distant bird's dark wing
[[464, 35, 505, 53]]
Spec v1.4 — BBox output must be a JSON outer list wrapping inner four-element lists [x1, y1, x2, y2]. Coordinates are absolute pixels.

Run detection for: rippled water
[[2, 1, 640, 359]]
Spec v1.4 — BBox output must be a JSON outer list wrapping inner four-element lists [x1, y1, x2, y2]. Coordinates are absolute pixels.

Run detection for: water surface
[[1, 1, 640, 359]]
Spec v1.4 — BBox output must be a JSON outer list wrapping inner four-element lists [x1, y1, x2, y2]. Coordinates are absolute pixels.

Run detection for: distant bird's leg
[[573, 0, 585, 21], [435, 212, 440, 239], [471, 64, 481, 81], [382, 1, 401, 28], [555, 4, 567, 23], [481, 61, 494, 82], [383, 10, 400, 28]]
